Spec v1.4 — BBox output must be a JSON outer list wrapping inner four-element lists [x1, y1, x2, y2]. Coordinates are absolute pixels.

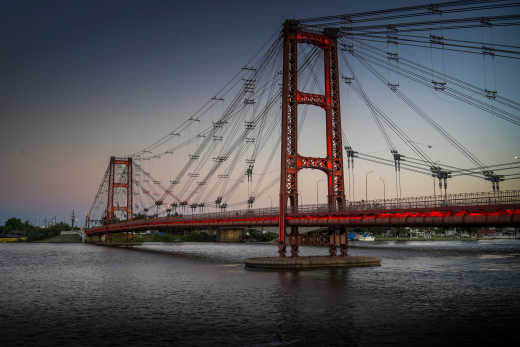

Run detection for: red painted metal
[[280, 20, 346, 257], [106, 157, 114, 223], [106, 156, 133, 224], [85, 205, 520, 236], [89, 167, 520, 238]]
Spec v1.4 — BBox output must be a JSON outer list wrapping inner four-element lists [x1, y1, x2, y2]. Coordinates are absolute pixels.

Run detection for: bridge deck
[[86, 191, 520, 235]]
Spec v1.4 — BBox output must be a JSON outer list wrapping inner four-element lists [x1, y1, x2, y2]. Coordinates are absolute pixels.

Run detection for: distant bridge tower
[[106, 156, 133, 223], [279, 20, 347, 257]]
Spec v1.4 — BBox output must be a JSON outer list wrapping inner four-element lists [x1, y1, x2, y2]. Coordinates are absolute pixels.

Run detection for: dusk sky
[[2, 0, 519, 226]]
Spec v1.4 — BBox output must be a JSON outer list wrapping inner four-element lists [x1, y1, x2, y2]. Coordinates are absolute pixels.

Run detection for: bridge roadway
[[86, 190, 520, 235]]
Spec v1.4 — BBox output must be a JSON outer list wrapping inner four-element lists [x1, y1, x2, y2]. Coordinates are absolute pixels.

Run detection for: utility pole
[[316, 179, 325, 208], [71, 209, 75, 230], [379, 177, 386, 204]]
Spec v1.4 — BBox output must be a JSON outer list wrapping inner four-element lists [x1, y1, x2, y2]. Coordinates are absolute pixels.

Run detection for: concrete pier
[[216, 228, 244, 242], [244, 255, 381, 270]]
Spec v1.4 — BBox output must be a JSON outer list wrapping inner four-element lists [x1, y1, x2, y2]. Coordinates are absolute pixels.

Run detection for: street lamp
[[316, 179, 325, 208], [365, 170, 374, 201], [379, 176, 386, 204]]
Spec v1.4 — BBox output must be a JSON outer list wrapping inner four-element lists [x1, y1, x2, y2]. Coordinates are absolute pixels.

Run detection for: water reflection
[[273, 269, 359, 345], [0, 242, 518, 346]]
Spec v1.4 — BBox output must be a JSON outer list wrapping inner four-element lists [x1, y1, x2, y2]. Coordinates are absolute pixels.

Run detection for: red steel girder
[[297, 155, 330, 172], [296, 31, 331, 47], [113, 160, 129, 165], [85, 205, 520, 236], [297, 91, 328, 109]]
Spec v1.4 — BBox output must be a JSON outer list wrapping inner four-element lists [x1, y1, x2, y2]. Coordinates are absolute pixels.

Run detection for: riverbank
[[34, 233, 81, 243], [0, 237, 27, 243], [373, 236, 518, 241]]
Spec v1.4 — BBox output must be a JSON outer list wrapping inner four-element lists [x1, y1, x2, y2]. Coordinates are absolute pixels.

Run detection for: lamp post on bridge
[[365, 170, 374, 202], [379, 176, 386, 205], [316, 179, 325, 209]]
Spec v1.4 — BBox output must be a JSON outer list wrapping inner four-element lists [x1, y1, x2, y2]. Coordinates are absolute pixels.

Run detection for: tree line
[[0, 218, 73, 241]]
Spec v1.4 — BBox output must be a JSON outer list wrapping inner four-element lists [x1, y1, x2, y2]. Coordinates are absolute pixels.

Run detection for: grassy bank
[[34, 233, 82, 243], [0, 237, 27, 243]]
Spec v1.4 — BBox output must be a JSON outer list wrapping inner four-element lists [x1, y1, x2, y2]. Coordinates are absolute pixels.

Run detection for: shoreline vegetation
[[0, 237, 27, 243], [0, 217, 76, 243]]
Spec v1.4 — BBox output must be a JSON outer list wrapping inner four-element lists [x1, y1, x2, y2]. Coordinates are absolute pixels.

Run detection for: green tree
[[4, 218, 24, 232]]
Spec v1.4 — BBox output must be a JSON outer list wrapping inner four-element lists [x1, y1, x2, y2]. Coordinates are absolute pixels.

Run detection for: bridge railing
[[91, 205, 282, 229], [88, 190, 520, 230], [297, 190, 520, 215]]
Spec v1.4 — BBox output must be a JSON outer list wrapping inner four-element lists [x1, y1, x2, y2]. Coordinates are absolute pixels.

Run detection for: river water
[[1, 240, 519, 346]]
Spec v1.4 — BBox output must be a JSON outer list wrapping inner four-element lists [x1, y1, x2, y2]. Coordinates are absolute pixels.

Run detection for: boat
[[358, 233, 375, 241]]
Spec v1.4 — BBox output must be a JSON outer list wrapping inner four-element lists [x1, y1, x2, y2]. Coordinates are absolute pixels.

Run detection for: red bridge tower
[[106, 156, 133, 224], [279, 20, 347, 257]]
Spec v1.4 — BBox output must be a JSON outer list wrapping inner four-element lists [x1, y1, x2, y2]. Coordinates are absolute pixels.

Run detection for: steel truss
[[279, 20, 347, 257]]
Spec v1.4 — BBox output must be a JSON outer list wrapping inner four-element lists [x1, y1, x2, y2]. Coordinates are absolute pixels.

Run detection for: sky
[[1, 0, 519, 226]]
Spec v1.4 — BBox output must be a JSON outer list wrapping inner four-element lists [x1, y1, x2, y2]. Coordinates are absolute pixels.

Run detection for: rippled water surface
[[1, 240, 519, 346]]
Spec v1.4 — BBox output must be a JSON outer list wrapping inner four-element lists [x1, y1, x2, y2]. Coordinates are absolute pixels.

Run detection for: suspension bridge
[[85, 1, 520, 257]]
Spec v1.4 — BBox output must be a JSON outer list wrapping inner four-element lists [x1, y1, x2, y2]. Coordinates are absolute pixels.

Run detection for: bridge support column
[[339, 228, 348, 256], [279, 20, 346, 257], [278, 240, 287, 257], [328, 228, 348, 256], [329, 230, 337, 256], [85, 234, 96, 243], [290, 230, 300, 257]]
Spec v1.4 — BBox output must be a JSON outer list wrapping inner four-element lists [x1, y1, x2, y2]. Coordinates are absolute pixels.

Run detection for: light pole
[[365, 170, 373, 201], [379, 176, 386, 204], [316, 179, 325, 208]]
